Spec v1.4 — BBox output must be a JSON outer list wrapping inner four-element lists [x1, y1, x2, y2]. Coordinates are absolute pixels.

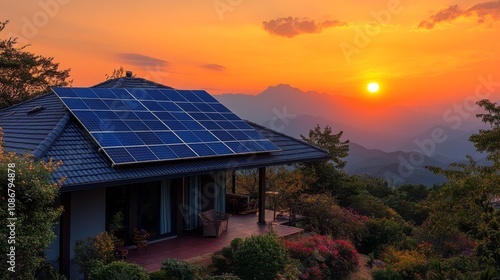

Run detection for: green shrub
[[74, 237, 102, 279], [74, 232, 116, 279], [234, 234, 288, 280], [229, 238, 243, 251], [149, 270, 167, 280], [212, 238, 243, 274], [438, 255, 481, 279], [359, 217, 410, 256], [35, 261, 68, 280], [212, 254, 230, 274], [371, 267, 403, 280], [351, 194, 396, 219], [207, 274, 241, 280], [161, 258, 202, 280], [383, 247, 430, 280], [89, 261, 148, 280]]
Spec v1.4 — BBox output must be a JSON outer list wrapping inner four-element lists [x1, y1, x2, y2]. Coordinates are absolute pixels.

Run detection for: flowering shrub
[[285, 235, 359, 279], [298, 194, 367, 245]]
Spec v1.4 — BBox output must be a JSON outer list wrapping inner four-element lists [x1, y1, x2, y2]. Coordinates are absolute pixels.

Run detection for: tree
[[0, 129, 64, 279], [470, 99, 500, 167], [0, 20, 71, 109], [270, 167, 305, 224], [233, 168, 259, 198], [426, 99, 500, 271], [299, 125, 350, 195], [301, 124, 349, 169]]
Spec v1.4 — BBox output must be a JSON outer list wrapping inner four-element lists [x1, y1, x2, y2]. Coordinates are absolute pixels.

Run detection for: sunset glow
[[1, 1, 499, 110]]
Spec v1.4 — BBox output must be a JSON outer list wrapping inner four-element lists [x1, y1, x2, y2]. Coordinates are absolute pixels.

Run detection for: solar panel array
[[52, 87, 280, 165]]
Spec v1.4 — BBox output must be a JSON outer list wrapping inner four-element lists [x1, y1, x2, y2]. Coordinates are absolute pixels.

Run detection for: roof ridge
[[112, 77, 125, 88], [33, 113, 71, 160], [90, 76, 172, 89], [245, 120, 331, 155], [91, 77, 121, 88]]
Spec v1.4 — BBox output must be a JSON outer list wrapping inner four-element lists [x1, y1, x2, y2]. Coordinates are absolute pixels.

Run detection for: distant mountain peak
[[260, 84, 307, 96]]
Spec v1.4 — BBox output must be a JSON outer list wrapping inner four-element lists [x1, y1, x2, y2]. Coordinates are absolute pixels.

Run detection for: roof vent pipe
[[126, 71, 132, 78]]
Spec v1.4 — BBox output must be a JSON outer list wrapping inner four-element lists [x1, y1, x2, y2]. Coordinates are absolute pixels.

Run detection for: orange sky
[[1, 0, 500, 106]]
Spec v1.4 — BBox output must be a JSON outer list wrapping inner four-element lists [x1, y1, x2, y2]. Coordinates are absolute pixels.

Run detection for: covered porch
[[126, 210, 303, 272]]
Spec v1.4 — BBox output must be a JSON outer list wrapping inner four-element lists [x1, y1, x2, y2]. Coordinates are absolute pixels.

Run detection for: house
[[0, 72, 330, 278]]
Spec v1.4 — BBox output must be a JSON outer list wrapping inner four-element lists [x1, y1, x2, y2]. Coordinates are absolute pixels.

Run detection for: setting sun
[[367, 82, 380, 93]]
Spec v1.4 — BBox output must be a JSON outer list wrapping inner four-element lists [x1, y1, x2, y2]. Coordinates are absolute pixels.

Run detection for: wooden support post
[[59, 192, 71, 278], [258, 167, 266, 225]]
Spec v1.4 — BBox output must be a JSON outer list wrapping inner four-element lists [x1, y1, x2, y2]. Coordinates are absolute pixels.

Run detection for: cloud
[[201, 63, 226, 71], [117, 53, 169, 68], [418, 0, 500, 29], [262, 16, 347, 38]]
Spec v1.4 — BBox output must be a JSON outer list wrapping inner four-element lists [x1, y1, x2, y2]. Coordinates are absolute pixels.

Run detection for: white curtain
[[184, 176, 202, 230], [214, 172, 226, 213], [160, 180, 172, 235]]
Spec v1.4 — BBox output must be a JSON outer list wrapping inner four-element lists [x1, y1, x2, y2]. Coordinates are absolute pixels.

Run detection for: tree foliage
[[0, 129, 64, 279], [426, 99, 500, 273], [301, 124, 349, 169], [470, 99, 500, 167], [266, 166, 305, 223], [298, 125, 350, 195], [0, 20, 71, 109]]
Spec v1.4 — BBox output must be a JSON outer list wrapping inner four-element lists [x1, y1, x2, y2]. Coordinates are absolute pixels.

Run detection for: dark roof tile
[[0, 93, 66, 155]]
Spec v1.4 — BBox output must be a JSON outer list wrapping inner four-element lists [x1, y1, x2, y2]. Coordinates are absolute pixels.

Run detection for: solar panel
[[52, 87, 280, 166]]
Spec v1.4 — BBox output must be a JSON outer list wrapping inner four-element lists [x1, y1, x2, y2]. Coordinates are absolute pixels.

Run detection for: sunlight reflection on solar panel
[[53, 87, 280, 165]]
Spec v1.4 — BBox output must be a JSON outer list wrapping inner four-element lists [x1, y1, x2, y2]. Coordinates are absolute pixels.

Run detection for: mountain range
[[215, 84, 491, 186]]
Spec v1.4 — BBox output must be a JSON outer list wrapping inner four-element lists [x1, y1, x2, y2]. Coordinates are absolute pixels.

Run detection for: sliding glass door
[[159, 180, 174, 235]]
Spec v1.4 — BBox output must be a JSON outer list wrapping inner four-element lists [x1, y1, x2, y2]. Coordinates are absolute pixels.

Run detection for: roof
[[0, 93, 67, 157], [0, 77, 330, 191], [93, 76, 173, 89]]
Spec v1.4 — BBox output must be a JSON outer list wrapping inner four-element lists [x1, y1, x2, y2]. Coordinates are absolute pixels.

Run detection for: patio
[[126, 210, 303, 272]]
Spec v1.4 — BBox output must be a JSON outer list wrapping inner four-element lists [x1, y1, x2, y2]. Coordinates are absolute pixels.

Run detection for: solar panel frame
[[52, 87, 280, 166]]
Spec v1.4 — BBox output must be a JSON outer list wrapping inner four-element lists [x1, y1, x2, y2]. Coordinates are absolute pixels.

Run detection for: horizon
[[1, 1, 499, 109]]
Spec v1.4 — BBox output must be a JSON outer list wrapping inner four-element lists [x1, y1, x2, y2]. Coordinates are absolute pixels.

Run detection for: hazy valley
[[216, 84, 492, 186]]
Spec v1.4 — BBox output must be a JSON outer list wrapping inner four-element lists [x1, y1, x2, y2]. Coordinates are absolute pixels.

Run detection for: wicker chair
[[198, 209, 230, 237]]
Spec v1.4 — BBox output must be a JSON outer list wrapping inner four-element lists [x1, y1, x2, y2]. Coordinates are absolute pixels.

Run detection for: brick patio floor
[[126, 210, 303, 272]]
